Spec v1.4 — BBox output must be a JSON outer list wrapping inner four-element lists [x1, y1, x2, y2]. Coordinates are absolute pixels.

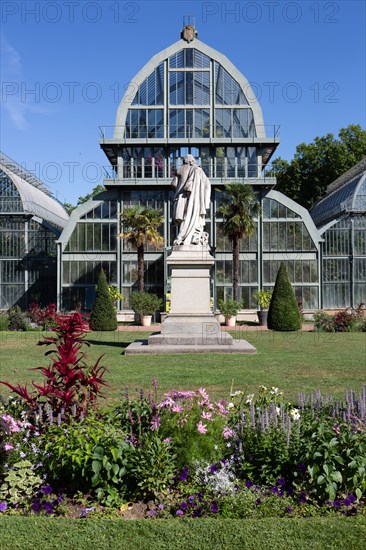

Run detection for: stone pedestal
[[125, 245, 256, 355]]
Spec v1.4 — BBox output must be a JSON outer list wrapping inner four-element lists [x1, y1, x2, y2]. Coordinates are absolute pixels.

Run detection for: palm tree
[[217, 183, 260, 302], [119, 205, 164, 292]]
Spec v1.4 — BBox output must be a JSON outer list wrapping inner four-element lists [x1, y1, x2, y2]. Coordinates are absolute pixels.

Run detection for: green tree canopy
[[267, 263, 302, 332], [119, 206, 164, 292], [217, 183, 260, 302], [272, 125, 366, 209], [63, 184, 106, 215]]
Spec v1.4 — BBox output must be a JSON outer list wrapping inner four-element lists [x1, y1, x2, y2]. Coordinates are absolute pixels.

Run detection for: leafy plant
[[253, 290, 272, 310], [0, 312, 109, 421], [90, 270, 117, 331], [218, 299, 241, 318], [27, 303, 58, 330], [267, 263, 302, 331], [41, 417, 135, 507], [7, 306, 28, 331], [0, 313, 9, 331], [130, 436, 177, 498], [0, 460, 43, 506], [108, 286, 124, 311], [129, 291, 162, 317]]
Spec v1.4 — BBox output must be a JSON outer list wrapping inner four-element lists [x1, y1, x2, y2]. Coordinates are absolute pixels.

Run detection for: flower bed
[[0, 313, 365, 519]]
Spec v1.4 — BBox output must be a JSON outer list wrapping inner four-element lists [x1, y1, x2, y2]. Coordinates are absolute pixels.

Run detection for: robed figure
[[171, 154, 211, 246]]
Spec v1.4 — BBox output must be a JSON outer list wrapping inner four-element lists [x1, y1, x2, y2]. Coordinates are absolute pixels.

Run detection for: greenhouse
[[311, 157, 366, 309], [0, 152, 68, 310], [57, 23, 323, 315]]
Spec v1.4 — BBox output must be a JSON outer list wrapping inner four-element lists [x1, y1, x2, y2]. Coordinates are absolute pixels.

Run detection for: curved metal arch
[[114, 37, 265, 138], [351, 171, 366, 209], [266, 189, 323, 248]]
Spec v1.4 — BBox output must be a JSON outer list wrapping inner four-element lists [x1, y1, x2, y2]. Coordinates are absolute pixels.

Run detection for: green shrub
[[267, 263, 302, 331], [90, 270, 117, 331], [218, 299, 241, 317], [0, 313, 9, 331], [41, 417, 135, 507], [129, 291, 162, 317], [7, 306, 28, 331]]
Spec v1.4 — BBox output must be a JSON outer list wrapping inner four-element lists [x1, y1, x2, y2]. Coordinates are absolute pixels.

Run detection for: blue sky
[[1, 0, 365, 205]]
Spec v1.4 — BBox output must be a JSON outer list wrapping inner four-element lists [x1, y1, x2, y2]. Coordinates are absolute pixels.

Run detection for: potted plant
[[218, 298, 241, 327], [129, 291, 162, 327], [253, 289, 272, 326]]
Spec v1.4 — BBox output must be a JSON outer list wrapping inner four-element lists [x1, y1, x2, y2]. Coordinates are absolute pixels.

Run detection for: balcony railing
[[102, 159, 277, 183], [99, 124, 280, 142]]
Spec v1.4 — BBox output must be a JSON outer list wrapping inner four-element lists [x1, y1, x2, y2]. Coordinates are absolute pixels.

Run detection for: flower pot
[[225, 315, 236, 327], [257, 310, 268, 327], [141, 315, 152, 327]]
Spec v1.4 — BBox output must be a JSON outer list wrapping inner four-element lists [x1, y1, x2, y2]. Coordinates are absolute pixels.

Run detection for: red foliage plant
[[28, 302, 58, 330], [0, 312, 109, 420]]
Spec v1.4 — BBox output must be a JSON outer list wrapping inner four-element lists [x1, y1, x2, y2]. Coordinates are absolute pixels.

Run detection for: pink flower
[[4, 443, 13, 452], [172, 405, 183, 413], [198, 387, 209, 400], [215, 401, 229, 416], [201, 411, 213, 421], [150, 416, 161, 431], [196, 421, 207, 434], [223, 426, 234, 439], [163, 437, 172, 444]]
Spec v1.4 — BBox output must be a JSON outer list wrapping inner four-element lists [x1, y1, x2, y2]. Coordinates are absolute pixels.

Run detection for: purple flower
[[210, 463, 219, 474], [44, 502, 54, 515], [333, 499, 341, 508], [158, 504, 164, 510], [0, 502, 8, 512], [179, 467, 189, 481], [287, 506, 293, 514], [278, 477, 286, 486], [298, 463, 306, 474], [255, 498, 262, 505], [271, 486, 278, 494], [211, 501, 218, 513], [148, 510, 157, 515], [180, 501, 188, 510], [31, 500, 41, 512], [245, 481, 254, 489], [278, 489, 285, 498], [41, 485, 53, 495], [348, 494, 356, 504], [176, 510, 184, 516], [299, 491, 307, 503], [343, 498, 351, 507], [80, 506, 95, 518]]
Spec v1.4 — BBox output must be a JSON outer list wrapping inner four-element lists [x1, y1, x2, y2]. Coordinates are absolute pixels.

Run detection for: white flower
[[290, 408, 301, 421], [245, 394, 254, 404], [230, 390, 243, 398], [276, 406, 281, 416], [270, 387, 279, 395], [227, 402, 235, 410]]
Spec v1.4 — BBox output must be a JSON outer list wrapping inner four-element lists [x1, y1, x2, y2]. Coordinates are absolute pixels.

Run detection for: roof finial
[[181, 15, 197, 42]]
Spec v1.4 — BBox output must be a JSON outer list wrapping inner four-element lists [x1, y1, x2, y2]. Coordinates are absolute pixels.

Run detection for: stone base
[[124, 339, 257, 355]]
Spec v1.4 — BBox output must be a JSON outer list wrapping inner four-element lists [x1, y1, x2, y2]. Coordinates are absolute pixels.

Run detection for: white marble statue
[[171, 154, 211, 246]]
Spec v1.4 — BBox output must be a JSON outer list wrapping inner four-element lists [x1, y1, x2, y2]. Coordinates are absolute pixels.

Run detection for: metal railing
[[102, 159, 277, 182], [99, 124, 280, 142]]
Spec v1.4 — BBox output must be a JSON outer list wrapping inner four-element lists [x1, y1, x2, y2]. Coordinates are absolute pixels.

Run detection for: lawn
[[0, 517, 365, 550], [0, 329, 365, 403]]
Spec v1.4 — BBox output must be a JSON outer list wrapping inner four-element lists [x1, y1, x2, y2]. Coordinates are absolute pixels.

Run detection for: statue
[[171, 154, 211, 246]]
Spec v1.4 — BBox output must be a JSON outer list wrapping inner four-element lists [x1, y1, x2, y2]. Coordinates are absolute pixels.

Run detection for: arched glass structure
[[311, 158, 366, 308], [59, 25, 322, 315], [0, 152, 68, 309]]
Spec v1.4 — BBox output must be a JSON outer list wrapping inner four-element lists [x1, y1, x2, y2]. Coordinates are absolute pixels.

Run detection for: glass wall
[[322, 216, 366, 308]]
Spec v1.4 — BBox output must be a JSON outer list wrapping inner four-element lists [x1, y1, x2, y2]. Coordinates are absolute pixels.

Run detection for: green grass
[[0, 517, 365, 550], [0, 329, 365, 403]]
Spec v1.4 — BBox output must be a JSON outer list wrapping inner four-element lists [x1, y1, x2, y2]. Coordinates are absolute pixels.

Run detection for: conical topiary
[[90, 269, 117, 331], [267, 263, 302, 331]]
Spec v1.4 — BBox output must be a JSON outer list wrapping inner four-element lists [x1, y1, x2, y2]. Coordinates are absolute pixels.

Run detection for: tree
[[267, 263, 302, 332], [272, 124, 366, 209], [217, 183, 260, 302], [90, 269, 117, 331], [119, 206, 164, 292], [63, 184, 106, 214]]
